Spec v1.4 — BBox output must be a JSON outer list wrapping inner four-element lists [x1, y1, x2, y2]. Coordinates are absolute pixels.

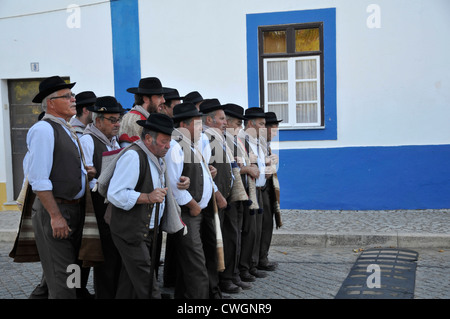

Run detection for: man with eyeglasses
[[24, 76, 96, 299], [79, 96, 125, 298]]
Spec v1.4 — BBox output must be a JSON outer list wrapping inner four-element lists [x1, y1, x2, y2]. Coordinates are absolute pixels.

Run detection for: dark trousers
[[260, 178, 275, 265], [239, 200, 255, 275], [251, 188, 264, 270], [92, 193, 121, 299], [31, 198, 83, 299], [175, 207, 209, 299], [220, 200, 243, 282], [111, 229, 160, 299]]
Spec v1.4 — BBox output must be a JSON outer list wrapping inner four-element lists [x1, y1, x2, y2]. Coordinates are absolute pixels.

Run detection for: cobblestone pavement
[[1, 242, 449, 299]]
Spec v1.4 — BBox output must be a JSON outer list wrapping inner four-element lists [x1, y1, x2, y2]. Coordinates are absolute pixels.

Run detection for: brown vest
[[109, 145, 155, 245], [177, 138, 204, 203], [204, 132, 233, 199], [45, 119, 82, 200]]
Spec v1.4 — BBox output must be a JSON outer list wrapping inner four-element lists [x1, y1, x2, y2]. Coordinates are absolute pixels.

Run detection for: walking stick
[[149, 202, 160, 299], [212, 193, 225, 272]]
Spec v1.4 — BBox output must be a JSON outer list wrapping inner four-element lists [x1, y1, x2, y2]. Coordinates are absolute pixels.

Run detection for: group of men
[[17, 75, 282, 299]]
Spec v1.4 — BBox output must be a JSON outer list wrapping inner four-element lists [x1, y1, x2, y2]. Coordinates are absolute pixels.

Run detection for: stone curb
[[2, 228, 450, 249], [271, 231, 450, 248]]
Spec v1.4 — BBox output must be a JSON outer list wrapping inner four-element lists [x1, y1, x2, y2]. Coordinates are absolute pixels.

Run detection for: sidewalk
[[1, 208, 450, 247]]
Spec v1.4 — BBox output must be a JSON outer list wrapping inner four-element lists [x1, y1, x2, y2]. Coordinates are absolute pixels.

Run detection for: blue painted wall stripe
[[110, 0, 141, 109], [278, 144, 450, 210]]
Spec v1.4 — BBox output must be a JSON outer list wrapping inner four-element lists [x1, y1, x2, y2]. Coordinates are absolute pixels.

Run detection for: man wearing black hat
[[25, 76, 96, 298], [107, 113, 181, 298], [79, 96, 125, 298], [165, 102, 216, 299], [161, 88, 183, 117], [183, 91, 204, 110], [237, 107, 268, 282], [200, 99, 241, 295], [222, 103, 259, 291], [258, 112, 283, 273], [69, 91, 96, 137], [118, 77, 170, 147]]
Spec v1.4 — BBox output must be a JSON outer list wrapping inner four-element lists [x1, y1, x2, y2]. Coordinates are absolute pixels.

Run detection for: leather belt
[[54, 198, 81, 205]]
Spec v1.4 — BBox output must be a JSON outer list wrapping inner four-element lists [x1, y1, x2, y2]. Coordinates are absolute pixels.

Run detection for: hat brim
[[32, 82, 76, 103], [136, 120, 174, 136], [86, 105, 126, 114], [76, 97, 97, 108], [266, 119, 283, 124], [245, 114, 266, 119], [172, 111, 204, 123], [224, 110, 247, 120], [126, 87, 172, 95]]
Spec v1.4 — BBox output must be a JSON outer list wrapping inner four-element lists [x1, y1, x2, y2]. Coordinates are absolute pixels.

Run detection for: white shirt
[[25, 118, 86, 199], [247, 136, 267, 187], [107, 149, 165, 228], [79, 134, 120, 189], [165, 139, 213, 209]]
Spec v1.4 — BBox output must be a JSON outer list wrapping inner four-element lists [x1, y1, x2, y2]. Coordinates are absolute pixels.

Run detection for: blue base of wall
[[278, 144, 450, 210]]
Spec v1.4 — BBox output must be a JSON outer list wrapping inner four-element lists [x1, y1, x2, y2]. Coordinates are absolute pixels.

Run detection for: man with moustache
[[118, 77, 170, 147], [25, 76, 96, 298], [165, 103, 217, 299], [79, 96, 125, 298], [107, 113, 178, 298]]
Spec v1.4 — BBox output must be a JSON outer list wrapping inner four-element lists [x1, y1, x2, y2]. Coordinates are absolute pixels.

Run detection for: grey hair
[[202, 111, 217, 124], [141, 128, 159, 144], [41, 91, 58, 112]]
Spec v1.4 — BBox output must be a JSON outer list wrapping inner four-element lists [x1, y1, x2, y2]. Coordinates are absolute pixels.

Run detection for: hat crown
[[137, 113, 174, 135], [172, 102, 203, 122], [200, 98, 223, 114], [39, 76, 66, 91], [265, 111, 283, 124], [33, 75, 76, 103], [75, 91, 96, 106], [139, 77, 162, 89], [245, 107, 266, 118], [88, 96, 125, 113], [127, 76, 169, 95], [224, 103, 244, 116], [183, 91, 203, 104]]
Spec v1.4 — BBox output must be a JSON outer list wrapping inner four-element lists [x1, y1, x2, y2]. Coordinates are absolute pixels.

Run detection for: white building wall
[[0, 0, 115, 205], [139, 0, 450, 149]]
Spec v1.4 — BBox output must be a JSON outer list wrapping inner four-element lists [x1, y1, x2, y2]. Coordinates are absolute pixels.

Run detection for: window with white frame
[[259, 23, 324, 128]]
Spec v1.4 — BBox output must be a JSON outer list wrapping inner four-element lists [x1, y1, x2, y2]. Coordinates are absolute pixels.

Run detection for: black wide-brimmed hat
[[75, 91, 97, 108], [172, 102, 204, 123], [87, 96, 126, 114], [183, 91, 203, 104], [126, 77, 171, 95], [244, 107, 266, 119], [223, 103, 246, 120], [199, 98, 224, 114], [136, 113, 174, 136], [265, 111, 283, 124], [32, 76, 76, 103], [164, 88, 184, 101]]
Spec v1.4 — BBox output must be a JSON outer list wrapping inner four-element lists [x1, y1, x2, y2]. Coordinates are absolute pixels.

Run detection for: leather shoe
[[220, 281, 241, 294], [250, 268, 267, 278], [233, 278, 252, 290], [240, 271, 256, 282], [257, 261, 278, 271]]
